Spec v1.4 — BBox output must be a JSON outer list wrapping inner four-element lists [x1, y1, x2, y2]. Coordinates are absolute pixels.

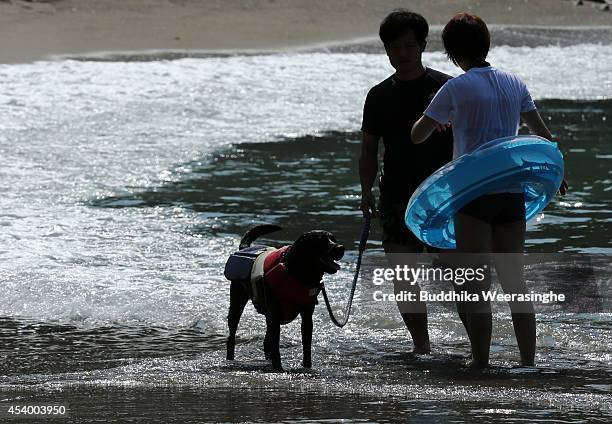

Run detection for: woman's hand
[[559, 178, 568, 195], [435, 122, 451, 133], [411, 115, 449, 144]]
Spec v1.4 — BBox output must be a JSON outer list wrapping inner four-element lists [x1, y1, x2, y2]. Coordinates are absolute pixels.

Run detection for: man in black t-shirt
[[359, 10, 452, 354]]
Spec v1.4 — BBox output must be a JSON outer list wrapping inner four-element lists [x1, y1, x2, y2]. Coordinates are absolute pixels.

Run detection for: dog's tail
[[239, 225, 283, 250]]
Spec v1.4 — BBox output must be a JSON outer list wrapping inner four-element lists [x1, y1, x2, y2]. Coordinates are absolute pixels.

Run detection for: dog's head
[[284, 230, 344, 285]]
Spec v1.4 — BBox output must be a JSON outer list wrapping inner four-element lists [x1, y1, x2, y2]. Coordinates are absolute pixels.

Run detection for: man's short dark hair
[[379, 9, 428, 50], [442, 12, 490, 66]]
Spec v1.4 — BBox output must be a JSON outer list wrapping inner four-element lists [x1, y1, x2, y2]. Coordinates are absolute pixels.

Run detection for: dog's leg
[[300, 305, 315, 368], [227, 281, 249, 361], [262, 286, 283, 370], [263, 330, 272, 360], [265, 313, 282, 371]]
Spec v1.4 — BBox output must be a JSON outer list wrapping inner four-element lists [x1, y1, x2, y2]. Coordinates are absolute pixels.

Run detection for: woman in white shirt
[[411, 12, 567, 369]]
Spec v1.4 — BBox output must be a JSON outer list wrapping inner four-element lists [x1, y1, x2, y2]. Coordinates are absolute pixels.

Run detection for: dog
[[224, 225, 344, 371]]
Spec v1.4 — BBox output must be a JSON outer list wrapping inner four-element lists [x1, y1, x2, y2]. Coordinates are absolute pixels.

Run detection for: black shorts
[[379, 194, 438, 252], [458, 193, 525, 225]]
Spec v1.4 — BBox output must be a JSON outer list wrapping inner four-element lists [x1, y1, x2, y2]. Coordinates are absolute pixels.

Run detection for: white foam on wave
[[1, 44, 609, 192]]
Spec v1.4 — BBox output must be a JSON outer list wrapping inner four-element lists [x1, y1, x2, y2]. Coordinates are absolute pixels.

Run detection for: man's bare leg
[[384, 241, 430, 354]]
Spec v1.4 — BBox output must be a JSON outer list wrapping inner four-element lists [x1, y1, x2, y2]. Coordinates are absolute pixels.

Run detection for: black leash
[[322, 212, 371, 328]]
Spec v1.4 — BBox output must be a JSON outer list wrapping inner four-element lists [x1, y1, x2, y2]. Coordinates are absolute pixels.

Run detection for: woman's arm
[[521, 109, 568, 195], [411, 116, 450, 144], [521, 109, 553, 140]]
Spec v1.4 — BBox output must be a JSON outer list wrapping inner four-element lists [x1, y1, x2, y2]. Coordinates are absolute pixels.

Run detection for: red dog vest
[[263, 246, 320, 323]]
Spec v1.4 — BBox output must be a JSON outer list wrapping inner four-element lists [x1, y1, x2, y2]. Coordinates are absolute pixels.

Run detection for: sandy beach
[[0, 0, 610, 63]]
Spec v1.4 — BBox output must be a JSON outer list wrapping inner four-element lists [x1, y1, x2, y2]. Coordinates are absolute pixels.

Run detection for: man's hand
[[360, 190, 379, 217]]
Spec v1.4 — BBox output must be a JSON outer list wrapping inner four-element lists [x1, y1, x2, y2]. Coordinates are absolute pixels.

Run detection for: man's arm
[[411, 115, 450, 144], [521, 110, 568, 195], [359, 132, 380, 216]]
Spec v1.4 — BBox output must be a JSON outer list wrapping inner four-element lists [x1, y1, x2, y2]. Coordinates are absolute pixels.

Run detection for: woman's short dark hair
[[442, 12, 490, 65], [379, 9, 428, 50]]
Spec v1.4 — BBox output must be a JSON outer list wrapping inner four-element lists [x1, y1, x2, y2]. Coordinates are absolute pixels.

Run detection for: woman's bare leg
[[493, 219, 535, 366], [454, 212, 493, 369]]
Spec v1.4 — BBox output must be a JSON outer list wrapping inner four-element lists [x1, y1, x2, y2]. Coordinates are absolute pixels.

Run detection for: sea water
[[0, 39, 611, 422]]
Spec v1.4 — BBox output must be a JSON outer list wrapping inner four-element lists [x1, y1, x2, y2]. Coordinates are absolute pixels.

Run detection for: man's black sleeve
[[361, 87, 383, 136]]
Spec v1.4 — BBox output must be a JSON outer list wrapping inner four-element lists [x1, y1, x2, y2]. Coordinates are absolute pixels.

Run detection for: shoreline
[[32, 25, 612, 63], [0, 0, 611, 64]]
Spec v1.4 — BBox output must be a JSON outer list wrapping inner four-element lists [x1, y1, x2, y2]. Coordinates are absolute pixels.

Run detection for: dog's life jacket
[[224, 245, 321, 324]]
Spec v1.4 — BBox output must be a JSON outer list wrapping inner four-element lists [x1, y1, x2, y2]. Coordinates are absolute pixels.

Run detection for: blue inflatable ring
[[405, 135, 564, 249]]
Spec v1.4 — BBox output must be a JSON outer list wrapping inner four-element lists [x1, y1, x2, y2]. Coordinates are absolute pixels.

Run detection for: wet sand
[[0, 0, 611, 63]]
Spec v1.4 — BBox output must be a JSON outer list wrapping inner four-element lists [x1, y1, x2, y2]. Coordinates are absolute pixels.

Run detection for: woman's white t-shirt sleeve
[[424, 84, 453, 124], [520, 81, 537, 113]]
